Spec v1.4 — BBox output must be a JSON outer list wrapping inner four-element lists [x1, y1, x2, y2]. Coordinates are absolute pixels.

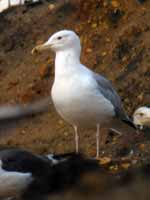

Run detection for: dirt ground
[[0, 0, 150, 199]]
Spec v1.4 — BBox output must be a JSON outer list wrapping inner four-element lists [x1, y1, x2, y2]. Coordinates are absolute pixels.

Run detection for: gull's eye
[[139, 113, 144, 117], [57, 36, 62, 40]]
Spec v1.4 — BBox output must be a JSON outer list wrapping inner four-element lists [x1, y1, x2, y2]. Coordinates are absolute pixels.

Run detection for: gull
[[0, 148, 45, 200], [0, 148, 72, 200], [32, 30, 135, 157], [133, 106, 150, 129], [0, 148, 99, 200]]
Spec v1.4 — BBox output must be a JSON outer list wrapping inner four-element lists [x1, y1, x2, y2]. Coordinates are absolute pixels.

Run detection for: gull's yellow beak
[[31, 42, 52, 55]]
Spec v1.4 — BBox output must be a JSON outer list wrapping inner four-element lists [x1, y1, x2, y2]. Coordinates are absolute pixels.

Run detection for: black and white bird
[[0, 148, 99, 200], [0, 148, 52, 200], [24, 0, 42, 6], [32, 30, 135, 157]]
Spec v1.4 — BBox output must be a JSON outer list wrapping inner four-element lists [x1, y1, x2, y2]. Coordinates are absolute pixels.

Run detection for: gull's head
[[133, 106, 150, 129], [32, 30, 81, 54]]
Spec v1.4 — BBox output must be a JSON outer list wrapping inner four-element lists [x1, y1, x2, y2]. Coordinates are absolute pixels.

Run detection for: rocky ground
[[0, 0, 149, 199]]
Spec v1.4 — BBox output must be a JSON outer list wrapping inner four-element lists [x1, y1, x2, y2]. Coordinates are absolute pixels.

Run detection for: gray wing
[[0, 97, 51, 121], [93, 72, 129, 121], [0, 97, 51, 136]]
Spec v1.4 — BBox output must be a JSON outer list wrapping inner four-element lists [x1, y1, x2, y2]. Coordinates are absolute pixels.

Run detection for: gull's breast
[[51, 73, 115, 127]]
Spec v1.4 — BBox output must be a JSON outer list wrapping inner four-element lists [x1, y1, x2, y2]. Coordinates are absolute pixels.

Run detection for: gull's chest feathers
[[51, 66, 115, 126], [52, 68, 93, 106]]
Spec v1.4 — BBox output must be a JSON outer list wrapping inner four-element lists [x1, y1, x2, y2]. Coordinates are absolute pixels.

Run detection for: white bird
[[133, 106, 150, 129], [32, 30, 135, 157]]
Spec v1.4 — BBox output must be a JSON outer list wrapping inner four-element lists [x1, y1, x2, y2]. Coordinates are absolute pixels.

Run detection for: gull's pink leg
[[96, 124, 100, 158], [73, 125, 79, 153], [8, 0, 11, 7]]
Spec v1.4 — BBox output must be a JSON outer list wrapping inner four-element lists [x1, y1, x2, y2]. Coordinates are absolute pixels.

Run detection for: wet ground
[[0, 0, 150, 199]]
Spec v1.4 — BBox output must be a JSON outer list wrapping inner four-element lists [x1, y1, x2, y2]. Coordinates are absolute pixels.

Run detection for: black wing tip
[[122, 118, 137, 129]]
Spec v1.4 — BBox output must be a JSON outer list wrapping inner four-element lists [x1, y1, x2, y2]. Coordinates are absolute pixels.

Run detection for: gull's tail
[[122, 116, 137, 129], [117, 108, 137, 130]]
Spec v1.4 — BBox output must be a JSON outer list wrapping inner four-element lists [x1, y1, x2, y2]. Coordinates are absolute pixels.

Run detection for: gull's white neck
[[54, 47, 81, 78]]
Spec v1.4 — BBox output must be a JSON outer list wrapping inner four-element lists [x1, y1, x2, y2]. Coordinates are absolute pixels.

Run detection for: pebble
[[48, 4, 56, 12], [121, 163, 130, 169], [86, 48, 92, 53], [111, 0, 120, 8], [98, 157, 111, 165], [58, 120, 64, 125], [64, 132, 69, 137]]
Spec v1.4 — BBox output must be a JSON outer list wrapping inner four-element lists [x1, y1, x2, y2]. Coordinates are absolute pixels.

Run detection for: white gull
[[32, 30, 135, 157]]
